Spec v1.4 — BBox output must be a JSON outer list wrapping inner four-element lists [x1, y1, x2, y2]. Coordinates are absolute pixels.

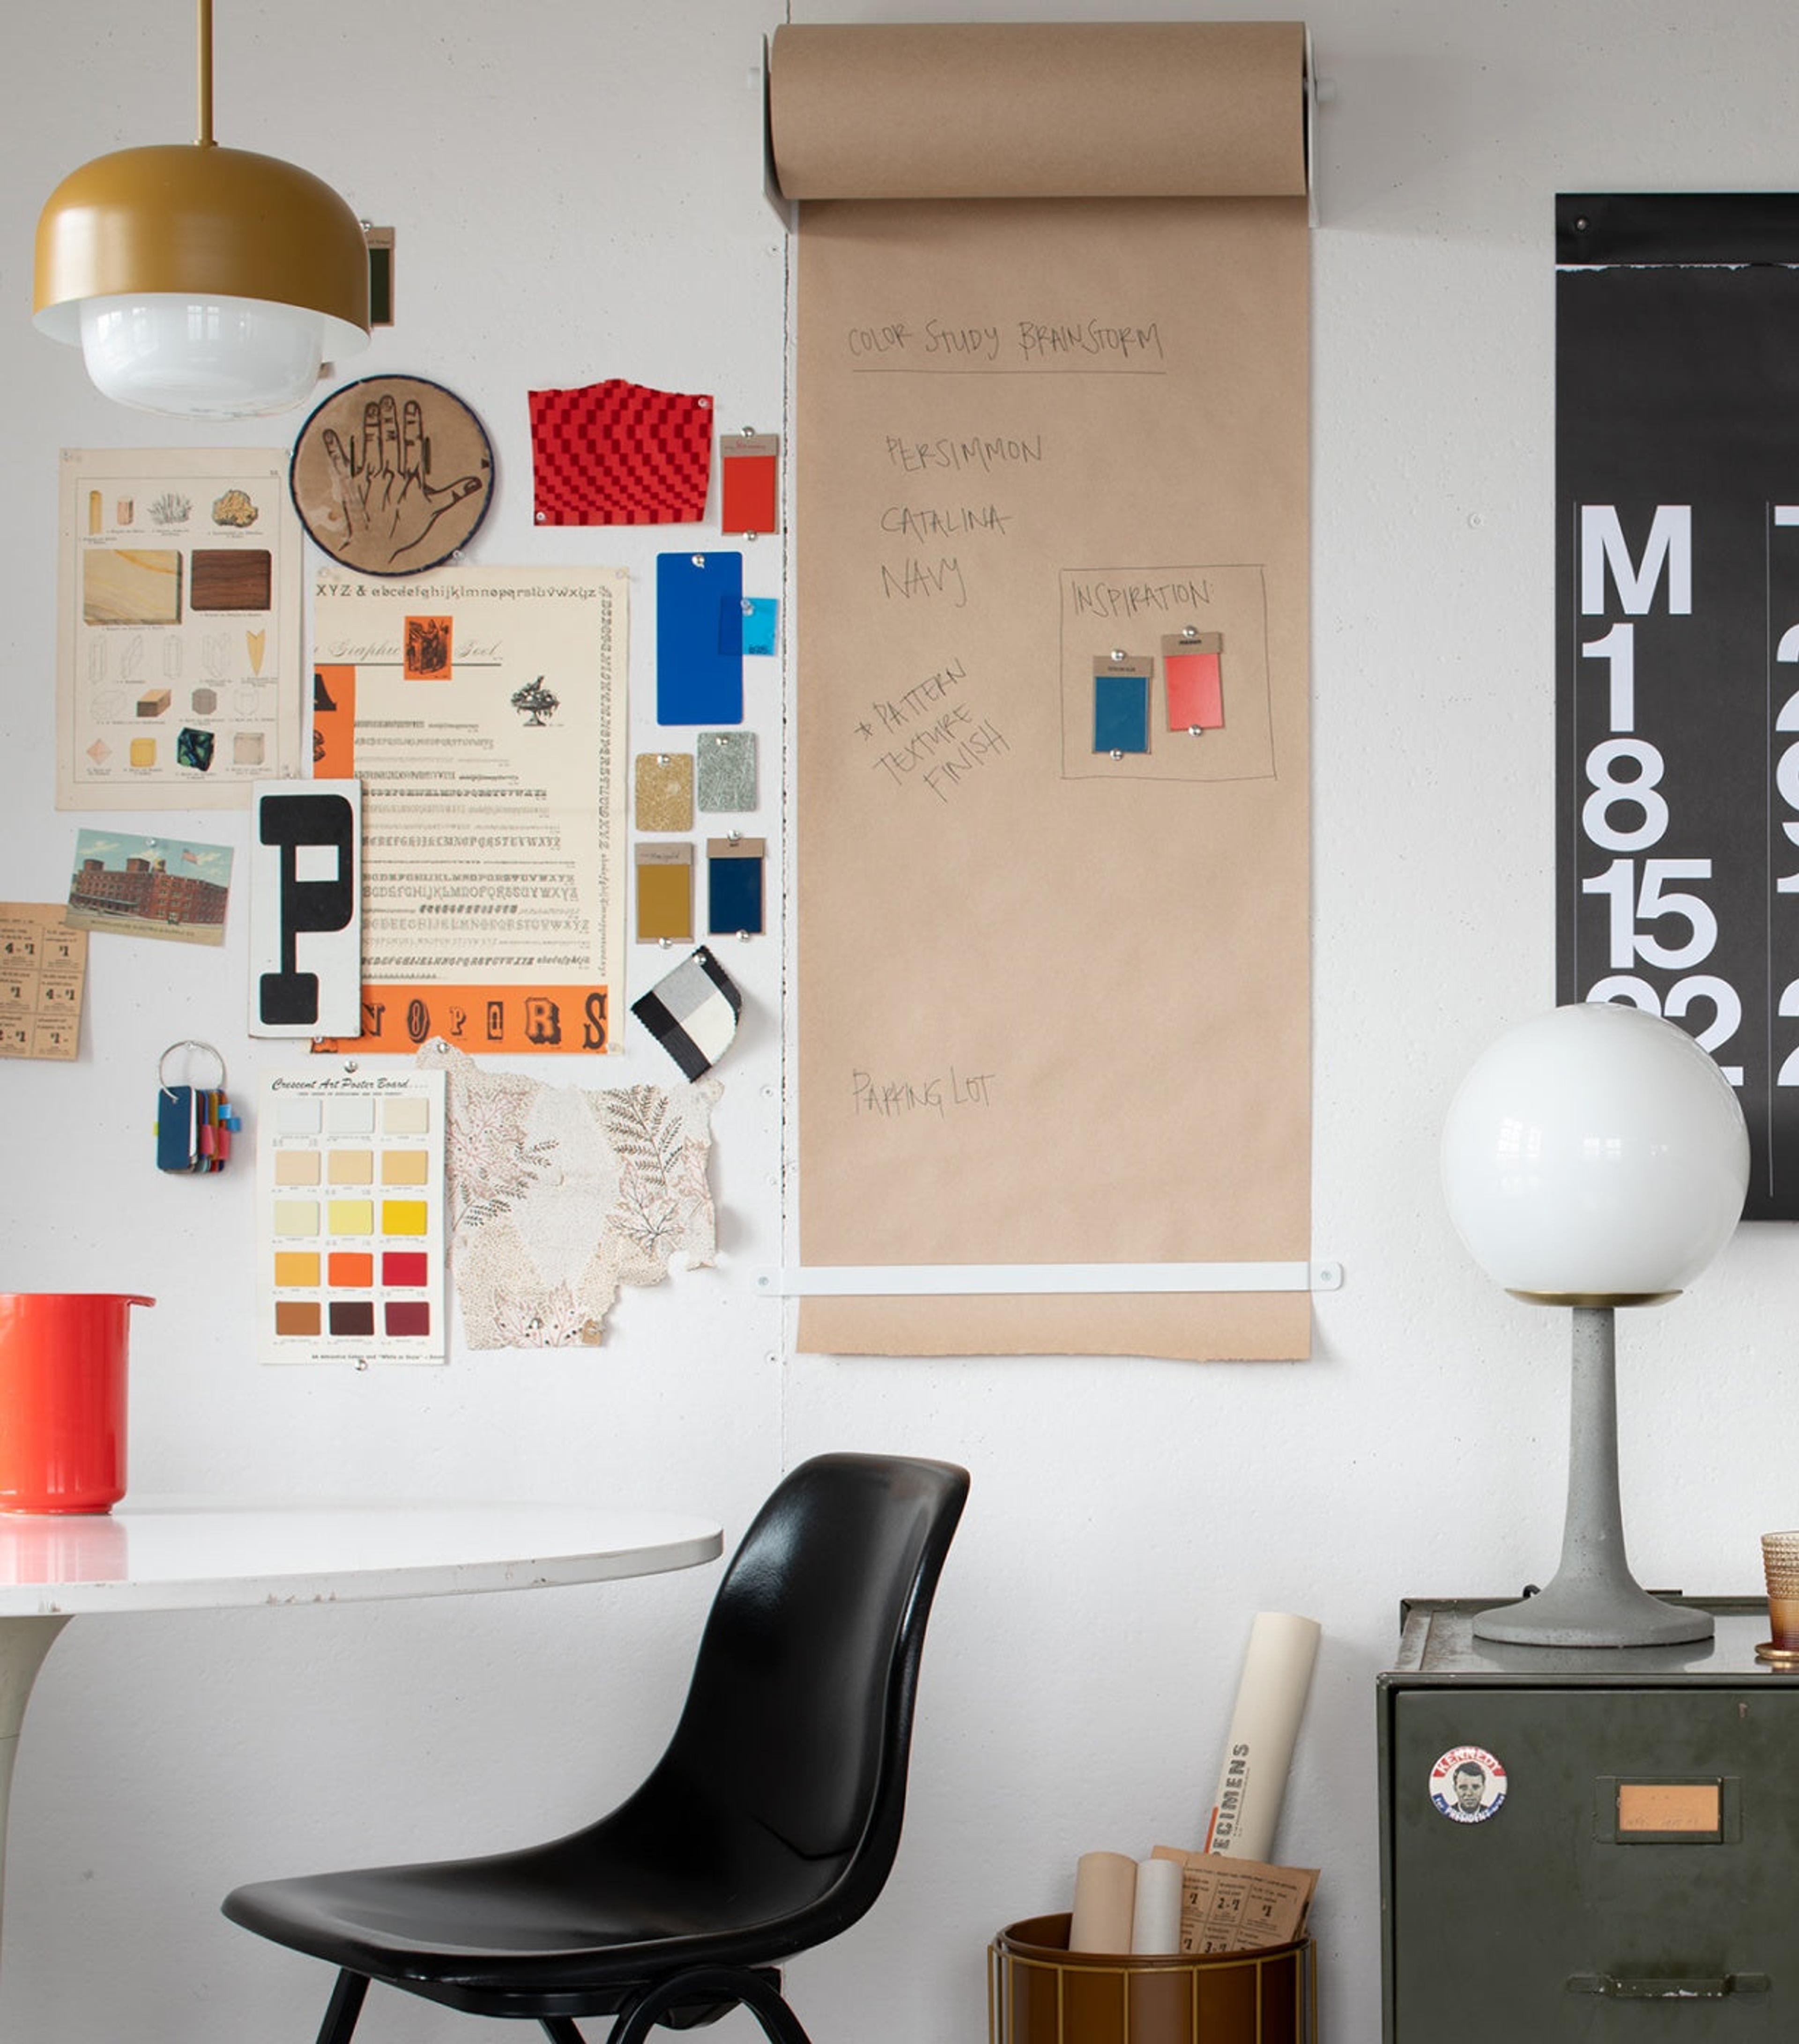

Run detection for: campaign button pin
[[1429, 1745, 1507, 1824]]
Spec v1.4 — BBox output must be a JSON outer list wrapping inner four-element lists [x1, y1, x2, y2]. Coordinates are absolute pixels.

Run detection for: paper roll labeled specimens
[[1068, 1850, 1137, 1953], [1203, 1611, 1321, 1861]]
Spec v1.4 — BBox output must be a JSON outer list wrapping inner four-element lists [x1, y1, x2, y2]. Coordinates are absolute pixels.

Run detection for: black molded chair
[[223, 1454, 969, 2044]]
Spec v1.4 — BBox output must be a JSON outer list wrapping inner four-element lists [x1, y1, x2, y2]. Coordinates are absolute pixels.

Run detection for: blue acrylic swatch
[[657, 552, 743, 724], [737, 597, 779, 657]]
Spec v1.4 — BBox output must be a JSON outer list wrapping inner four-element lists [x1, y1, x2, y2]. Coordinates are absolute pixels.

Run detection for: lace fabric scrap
[[419, 1042, 720, 1349]]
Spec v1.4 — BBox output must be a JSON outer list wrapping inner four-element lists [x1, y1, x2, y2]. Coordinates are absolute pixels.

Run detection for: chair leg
[[734, 1971, 811, 2044], [603, 1966, 810, 2044], [539, 2022, 587, 2044], [315, 1971, 370, 2044]]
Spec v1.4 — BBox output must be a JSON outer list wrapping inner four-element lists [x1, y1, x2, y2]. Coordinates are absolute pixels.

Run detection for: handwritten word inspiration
[[1070, 574, 1213, 621]]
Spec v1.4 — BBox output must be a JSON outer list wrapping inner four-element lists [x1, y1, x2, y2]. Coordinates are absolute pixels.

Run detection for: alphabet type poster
[[1556, 195, 1799, 1218], [310, 567, 628, 1055], [55, 447, 304, 809], [774, 24, 1312, 1359]]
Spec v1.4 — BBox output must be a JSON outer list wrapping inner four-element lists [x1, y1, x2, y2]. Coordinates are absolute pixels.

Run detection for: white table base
[[0, 1616, 69, 1946]]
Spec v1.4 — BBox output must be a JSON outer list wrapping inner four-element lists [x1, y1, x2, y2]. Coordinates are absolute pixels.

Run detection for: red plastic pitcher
[[0, 1294, 154, 1513]]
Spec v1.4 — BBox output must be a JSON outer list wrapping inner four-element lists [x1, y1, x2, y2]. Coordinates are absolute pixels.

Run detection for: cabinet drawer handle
[[1566, 1972, 1770, 2000]]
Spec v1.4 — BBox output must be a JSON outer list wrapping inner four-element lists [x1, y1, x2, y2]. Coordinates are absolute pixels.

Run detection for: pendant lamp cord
[[196, 0, 215, 146]]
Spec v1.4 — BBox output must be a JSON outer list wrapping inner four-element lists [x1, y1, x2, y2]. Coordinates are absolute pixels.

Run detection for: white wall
[[3, 3, 1796, 2041]]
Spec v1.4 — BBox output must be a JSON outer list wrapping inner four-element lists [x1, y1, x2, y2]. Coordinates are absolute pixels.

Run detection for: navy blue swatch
[[708, 851, 764, 936]]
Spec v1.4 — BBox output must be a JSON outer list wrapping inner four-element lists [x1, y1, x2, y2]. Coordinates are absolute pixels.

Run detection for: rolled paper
[[1203, 1610, 1322, 1861], [1068, 1850, 1137, 1953], [1130, 1854, 1183, 1954], [769, 23, 1308, 203]]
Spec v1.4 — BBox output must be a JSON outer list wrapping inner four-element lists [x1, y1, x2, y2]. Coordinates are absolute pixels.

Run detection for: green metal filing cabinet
[[1378, 1599, 1797, 2041]]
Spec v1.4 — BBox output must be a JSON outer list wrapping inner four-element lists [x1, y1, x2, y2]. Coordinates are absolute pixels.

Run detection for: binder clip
[[156, 1040, 241, 1174]]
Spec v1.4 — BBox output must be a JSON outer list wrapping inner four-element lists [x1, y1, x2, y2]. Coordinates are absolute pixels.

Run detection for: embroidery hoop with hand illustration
[[289, 374, 494, 577]]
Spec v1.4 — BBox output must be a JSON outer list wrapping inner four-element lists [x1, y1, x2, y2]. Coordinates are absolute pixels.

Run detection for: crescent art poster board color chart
[[256, 1068, 446, 1365]]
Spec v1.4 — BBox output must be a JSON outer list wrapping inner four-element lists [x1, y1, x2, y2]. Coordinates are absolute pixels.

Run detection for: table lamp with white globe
[[1441, 1002, 1749, 1648]]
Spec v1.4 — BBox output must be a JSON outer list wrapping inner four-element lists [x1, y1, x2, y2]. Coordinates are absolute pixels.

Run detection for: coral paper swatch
[[529, 379, 714, 525]]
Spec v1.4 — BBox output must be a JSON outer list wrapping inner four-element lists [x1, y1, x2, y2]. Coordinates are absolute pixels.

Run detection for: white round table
[[0, 1499, 723, 1951]]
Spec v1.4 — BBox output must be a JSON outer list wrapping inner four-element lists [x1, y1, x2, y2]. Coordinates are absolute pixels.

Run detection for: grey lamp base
[[1474, 1575, 1713, 1647], [1471, 1302, 1715, 1650]]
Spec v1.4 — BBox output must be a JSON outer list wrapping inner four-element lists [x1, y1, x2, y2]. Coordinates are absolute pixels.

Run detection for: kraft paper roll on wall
[[779, 18, 1313, 1363], [1068, 1850, 1137, 1953], [1203, 1611, 1322, 1860], [768, 22, 1308, 201], [1130, 1854, 1184, 1955]]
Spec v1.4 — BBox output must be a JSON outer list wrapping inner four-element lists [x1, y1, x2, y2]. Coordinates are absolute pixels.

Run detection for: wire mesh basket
[[988, 1913, 1315, 2044]]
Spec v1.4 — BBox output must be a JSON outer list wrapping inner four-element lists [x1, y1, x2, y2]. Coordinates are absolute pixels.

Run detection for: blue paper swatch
[[1093, 672, 1150, 754], [708, 846, 764, 936]]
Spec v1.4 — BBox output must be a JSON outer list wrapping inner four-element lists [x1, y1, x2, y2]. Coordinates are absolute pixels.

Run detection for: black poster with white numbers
[[1557, 193, 1799, 1221]]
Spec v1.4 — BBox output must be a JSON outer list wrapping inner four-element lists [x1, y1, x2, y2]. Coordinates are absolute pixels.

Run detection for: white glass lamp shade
[[1441, 1003, 1749, 1302], [74, 294, 351, 419]]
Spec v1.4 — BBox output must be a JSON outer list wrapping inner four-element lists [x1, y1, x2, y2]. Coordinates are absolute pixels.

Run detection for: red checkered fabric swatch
[[528, 379, 714, 525]]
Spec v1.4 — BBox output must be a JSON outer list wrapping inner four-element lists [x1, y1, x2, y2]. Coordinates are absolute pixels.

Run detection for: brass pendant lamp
[[33, 0, 371, 417]]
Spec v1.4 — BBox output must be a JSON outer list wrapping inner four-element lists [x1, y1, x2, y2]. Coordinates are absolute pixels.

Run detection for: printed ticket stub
[[0, 904, 87, 1060], [1152, 1847, 1317, 1955]]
